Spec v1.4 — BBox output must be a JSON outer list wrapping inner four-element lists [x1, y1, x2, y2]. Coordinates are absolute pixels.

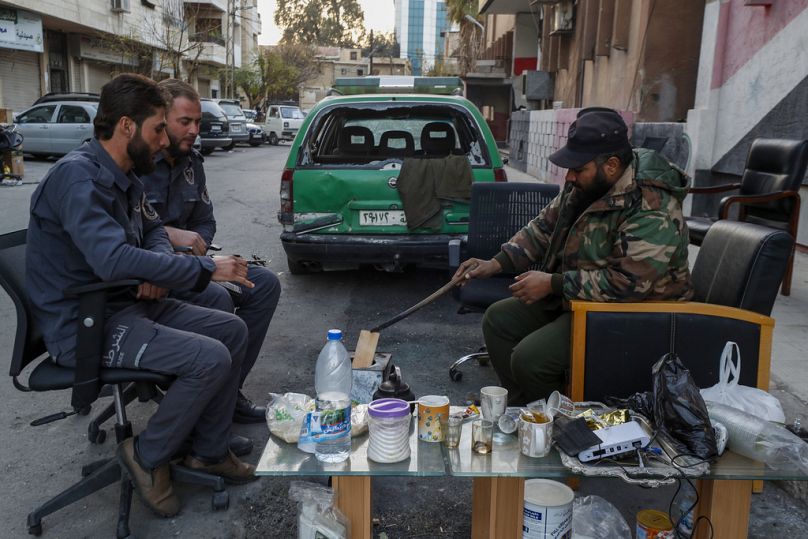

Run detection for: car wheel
[[222, 141, 236, 151], [201, 147, 214, 155], [269, 132, 279, 145]]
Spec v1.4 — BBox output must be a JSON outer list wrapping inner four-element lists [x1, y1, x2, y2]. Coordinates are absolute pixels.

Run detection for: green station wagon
[[278, 77, 506, 273]]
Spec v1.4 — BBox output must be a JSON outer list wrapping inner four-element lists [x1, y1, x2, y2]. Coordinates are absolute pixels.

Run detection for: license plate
[[211, 125, 221, 132], [358, 210, 406, 226]]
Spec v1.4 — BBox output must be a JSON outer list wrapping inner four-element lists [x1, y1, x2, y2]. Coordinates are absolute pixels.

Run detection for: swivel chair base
[[449, 347, 490, 382]]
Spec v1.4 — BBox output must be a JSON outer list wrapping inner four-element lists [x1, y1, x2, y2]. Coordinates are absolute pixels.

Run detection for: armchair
[[686, 138, 808, 295], [0, 230, 229, 537], [569, 220, 793, 403], [448, 181, 560, 380]]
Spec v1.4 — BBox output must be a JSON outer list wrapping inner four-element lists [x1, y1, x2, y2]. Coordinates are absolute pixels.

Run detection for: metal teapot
[[372, 360, 416, 413]]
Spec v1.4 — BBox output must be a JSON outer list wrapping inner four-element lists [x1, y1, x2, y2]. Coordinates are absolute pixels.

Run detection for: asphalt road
[[1, 146, 806, 538]]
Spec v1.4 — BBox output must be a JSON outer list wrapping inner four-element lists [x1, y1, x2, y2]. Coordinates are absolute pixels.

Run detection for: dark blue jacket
[[26, 139, 215, 365], [141, 150, 216, 245]]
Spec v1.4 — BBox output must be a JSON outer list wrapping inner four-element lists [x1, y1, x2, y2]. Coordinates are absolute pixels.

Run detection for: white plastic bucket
[[522, 479, 574, 539]]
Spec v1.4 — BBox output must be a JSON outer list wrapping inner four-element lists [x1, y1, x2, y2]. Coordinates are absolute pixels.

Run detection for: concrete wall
[[542, 0, 702, 122], [685, 0, 808, 243], [508, 107, 634, 185]]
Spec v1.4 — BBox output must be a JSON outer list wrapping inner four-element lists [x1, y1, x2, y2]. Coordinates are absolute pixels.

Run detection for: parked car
[[242, 109, 258, 121], [33, 92, 100, 105], [278, 76, 506, 274], [264, 104, 305, 145], [14, 99, 97, 157], [199, 99, 232, 155], [214, 99, 249, 146], [246, 122, 266, 146]]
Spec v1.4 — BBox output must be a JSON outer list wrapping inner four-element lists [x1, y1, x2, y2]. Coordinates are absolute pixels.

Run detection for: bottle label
[[311, 405, 352, 442]]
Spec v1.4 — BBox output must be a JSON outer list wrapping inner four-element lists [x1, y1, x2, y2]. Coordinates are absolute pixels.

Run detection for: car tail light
[[493, 167, 508, 182], [280, 169, 294, 216]]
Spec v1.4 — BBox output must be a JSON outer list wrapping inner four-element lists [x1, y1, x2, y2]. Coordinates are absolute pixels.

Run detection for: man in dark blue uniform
[[141, 79, 281, 423], [27, 74, 257, 518]]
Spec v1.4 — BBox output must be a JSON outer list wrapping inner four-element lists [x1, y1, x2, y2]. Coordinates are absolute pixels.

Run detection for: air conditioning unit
[[111, 0, 131, 13], [549, 0, 574, 35]]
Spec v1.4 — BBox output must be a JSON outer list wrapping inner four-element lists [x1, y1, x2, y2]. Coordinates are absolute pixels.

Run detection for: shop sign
[[0, 8, 44, 53]]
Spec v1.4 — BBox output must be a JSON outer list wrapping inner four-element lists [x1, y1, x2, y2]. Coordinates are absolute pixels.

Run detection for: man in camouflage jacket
[[454, 108, 693, 405]]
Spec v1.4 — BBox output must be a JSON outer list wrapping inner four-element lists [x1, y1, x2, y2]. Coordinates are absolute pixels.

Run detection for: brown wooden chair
[[686, 138, 808, 295], [569, 220, 793, 403]]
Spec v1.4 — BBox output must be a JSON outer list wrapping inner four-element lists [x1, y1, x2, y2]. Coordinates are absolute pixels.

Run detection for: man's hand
[[452, 258, 502, 285], [211, 255, 255, 288], [165, 226, 208, 256], [136, 282, 168, 301], [509, 271, 553, 304]]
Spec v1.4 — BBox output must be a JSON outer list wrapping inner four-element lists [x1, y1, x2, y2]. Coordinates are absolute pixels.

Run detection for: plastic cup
[[547, 391, 575, 417], [472, 419, 493, 454]]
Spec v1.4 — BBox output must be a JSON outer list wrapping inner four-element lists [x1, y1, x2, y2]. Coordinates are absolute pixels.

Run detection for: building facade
[[393, 0, 448, 75], [0, 0, 260, 113]]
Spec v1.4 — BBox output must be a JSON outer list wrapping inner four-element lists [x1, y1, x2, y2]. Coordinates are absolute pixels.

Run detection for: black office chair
[[0, 230, 229, 538], [447, 182, 561, 380], [686, 138, 808, 296], [569, 220, 793, 402]]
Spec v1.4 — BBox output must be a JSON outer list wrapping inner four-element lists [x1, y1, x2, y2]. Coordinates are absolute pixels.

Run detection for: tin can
[[636, 509, 674, 539]]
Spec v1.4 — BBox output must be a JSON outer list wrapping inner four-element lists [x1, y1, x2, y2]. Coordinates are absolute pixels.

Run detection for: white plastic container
[[367, 398, 411, 463], [522, 479, 574, 539]]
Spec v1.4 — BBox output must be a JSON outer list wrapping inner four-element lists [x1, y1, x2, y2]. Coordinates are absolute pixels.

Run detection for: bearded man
[[140, 79, 281, 425], [27, 73, 258, 518], [454, 108, 694, 405]]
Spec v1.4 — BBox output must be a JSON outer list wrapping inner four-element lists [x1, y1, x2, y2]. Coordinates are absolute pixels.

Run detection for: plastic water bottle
[[314, 329, 352, 463]]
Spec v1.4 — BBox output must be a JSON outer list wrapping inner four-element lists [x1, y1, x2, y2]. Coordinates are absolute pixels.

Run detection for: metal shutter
[[0, 50, 41, 112], [86, 61, 113, 93]]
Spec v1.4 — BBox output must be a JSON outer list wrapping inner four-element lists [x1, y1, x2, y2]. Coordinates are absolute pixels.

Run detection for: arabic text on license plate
[[211, 125, 221, 132], [359, 210, 406, 226]]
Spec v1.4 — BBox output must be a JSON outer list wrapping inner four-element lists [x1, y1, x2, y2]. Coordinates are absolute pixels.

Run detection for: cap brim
[[548, 146, 599, 169]]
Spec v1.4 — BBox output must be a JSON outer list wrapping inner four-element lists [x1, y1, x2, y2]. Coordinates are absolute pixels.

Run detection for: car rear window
[[299, 103, 489, 167], [219, 103, 244, 117], [281, 107, 304, 119]]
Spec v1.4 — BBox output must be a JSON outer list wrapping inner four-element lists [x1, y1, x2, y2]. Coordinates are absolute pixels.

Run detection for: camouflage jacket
[[494, 148, 694, 304]]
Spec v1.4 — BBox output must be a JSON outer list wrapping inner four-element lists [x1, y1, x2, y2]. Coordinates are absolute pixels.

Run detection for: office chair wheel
[[88, 423, 107, 444], [27, 523, 42, 536], [449, 368, 462, 382], [211, 490, 229, 511]]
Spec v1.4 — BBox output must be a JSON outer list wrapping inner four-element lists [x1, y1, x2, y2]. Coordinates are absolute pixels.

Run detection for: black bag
[[0, 127, 23, 151], [609, 353, 717, 461]]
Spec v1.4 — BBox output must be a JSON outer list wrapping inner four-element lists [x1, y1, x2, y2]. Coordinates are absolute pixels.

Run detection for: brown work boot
[[183, 450, 258, 484], [117, 438, 180, 517]]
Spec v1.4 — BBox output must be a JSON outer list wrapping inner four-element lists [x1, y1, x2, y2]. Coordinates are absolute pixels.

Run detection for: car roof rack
[[34, 92, 101, 104], [330, 76, 464, 96]]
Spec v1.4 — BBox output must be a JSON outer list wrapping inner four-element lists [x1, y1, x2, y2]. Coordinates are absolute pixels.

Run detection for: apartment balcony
[[197, 41, 227, 66], [183, 0, 227, 13]]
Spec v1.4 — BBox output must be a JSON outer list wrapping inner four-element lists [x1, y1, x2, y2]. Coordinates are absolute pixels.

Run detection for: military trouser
[[102, 299, 248, 469], [482, 297, 571, 406], [172, 266, 280, 387]]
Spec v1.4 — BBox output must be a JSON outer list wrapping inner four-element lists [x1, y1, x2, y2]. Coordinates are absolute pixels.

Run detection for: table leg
[[694, 479, 752, 539], [332, 476, 371, 539], [471, 476, 524, 539]]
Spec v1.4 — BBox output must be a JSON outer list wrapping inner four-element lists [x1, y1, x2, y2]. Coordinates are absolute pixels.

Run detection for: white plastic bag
[[700, 342, 785, 423], [266, 392, 315, 443], [571, 495, 632, 539]]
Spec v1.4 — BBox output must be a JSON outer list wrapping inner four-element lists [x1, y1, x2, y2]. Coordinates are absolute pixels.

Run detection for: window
[[357, 69, 364, 76], [270, 107, 279, 118], [341, 68, 347, 75], [16, 105, 56, 124], [57, 105, 91, 124], [281, 107, 304, 119], [350, 51, 357, 60]]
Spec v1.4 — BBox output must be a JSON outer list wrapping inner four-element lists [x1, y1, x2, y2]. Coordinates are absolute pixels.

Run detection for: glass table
[[257, 413, 808, 539], [256, 423, 445, 539]]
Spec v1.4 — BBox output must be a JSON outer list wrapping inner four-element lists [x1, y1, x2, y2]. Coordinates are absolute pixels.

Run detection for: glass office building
[[394, 0, 448, 75]]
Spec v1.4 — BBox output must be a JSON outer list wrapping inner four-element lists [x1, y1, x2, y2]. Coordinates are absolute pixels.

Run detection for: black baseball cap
[[549, 108, 631, 169]]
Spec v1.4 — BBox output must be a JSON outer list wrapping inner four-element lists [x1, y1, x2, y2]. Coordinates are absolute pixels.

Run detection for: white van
[[264, 104, 305, 145]]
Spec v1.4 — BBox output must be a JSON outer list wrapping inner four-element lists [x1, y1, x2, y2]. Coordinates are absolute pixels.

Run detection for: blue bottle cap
[[327, 329, 342, 340]]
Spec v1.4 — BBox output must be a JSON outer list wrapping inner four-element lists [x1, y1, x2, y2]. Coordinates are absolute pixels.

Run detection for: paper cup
[[546, 391, 575, 417], [480, 386, 508, 422], [417, 395, 450, 442]]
